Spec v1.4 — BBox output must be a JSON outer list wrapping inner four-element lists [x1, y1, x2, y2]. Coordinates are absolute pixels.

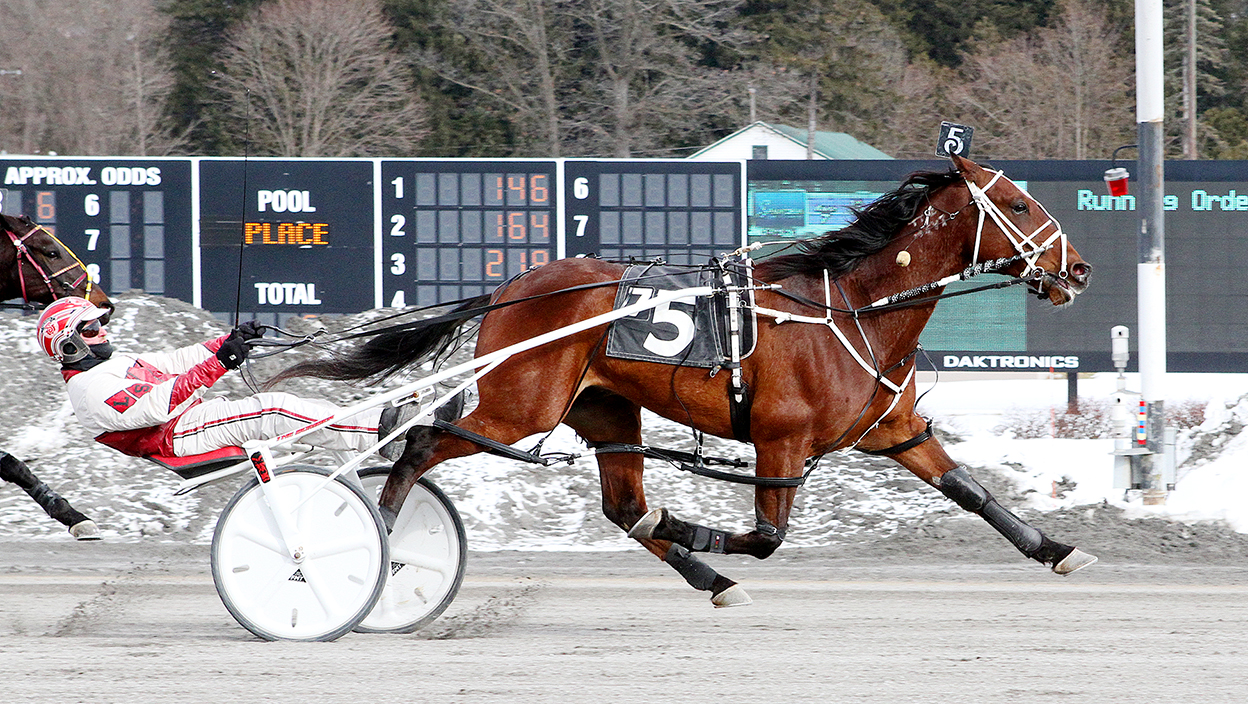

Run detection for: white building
[[688, 121, 892, 161]]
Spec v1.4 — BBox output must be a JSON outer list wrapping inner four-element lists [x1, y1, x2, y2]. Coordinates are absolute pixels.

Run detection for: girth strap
[[589, 442, 806, 488], [728, 379, 752, 443], [859, 418, 933, 456]]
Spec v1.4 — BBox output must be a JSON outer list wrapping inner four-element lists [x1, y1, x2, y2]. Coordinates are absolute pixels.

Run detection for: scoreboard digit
[[381, 160, 557, 307], [0, 158, 192, 301], [198, 159, 374, 319], [564, 160, 745, 264]]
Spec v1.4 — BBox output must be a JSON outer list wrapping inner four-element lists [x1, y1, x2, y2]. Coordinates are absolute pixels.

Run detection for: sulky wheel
[[354, 468, 467, 633], [211, 465, 389, 641]]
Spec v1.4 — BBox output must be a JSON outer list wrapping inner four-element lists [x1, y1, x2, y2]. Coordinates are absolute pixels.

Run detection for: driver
[[36, 297, 426, 460]]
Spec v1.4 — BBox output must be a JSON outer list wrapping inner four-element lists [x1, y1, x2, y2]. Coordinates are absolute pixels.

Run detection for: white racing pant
[[171, 392, 383, 457]]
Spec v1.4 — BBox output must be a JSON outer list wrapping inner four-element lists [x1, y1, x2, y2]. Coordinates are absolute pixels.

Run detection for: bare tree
[[871, 60, 958, 158], [414, 0, 575, 157], [729, 0, 920, 158], [948, 0, 1133, 160], [949, 33, 1057, 158], [414, 0, 748, 157], [571, 0, 748, 158], [1040, 0, 1134, 160], [215, 0, 426, 157], [0, 0, 182, 155]]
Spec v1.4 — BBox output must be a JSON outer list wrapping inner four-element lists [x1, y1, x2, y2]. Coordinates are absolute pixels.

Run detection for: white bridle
[[966, 168, 1069, 280]]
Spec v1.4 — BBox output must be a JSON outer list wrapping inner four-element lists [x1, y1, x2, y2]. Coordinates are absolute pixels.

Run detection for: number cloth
[[605, 263, 756, 369]]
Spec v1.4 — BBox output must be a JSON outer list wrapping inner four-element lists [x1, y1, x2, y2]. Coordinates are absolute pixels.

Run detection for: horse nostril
[[1069, 262, 1091, 281]]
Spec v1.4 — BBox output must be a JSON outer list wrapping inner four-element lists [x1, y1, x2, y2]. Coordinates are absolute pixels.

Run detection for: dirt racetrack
[[1, 541, 1246, 704]]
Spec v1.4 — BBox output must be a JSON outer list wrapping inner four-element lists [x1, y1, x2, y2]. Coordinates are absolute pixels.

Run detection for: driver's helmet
[[36, 297, 110, 363]]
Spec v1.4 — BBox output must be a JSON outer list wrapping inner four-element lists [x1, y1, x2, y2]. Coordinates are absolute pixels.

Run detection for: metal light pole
[[1136, 0, 1168, 504]]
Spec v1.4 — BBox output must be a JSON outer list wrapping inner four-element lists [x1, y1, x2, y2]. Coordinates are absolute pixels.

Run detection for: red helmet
[[36, 297, 110, 363]]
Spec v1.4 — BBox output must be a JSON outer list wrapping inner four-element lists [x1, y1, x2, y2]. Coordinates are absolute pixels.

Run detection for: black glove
[[235, 319, 265, 341], [216, 331, 249, 370]]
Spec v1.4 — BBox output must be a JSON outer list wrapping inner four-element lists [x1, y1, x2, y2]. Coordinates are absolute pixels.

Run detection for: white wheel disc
[[211, 467, 388, 641], [355, 470, 466, 633]]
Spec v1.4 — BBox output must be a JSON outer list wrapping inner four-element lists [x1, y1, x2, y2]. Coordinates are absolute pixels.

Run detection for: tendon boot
[[2, 453, 100, 540], [936, 466, 1096, 574]]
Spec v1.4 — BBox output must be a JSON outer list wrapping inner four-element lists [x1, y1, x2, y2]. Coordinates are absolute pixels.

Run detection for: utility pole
[[1184, 0, 1198, 159], [1136, 0, 1168, 504], [806, 74, 817, 160]]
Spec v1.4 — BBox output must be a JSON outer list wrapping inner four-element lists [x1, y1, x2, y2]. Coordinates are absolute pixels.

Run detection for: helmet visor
[[72, 305, 110, 346], [78, 320, 102, 338]]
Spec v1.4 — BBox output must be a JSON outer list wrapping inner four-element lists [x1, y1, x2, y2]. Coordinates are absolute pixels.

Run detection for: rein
[[763, 250, 1042, 319], [247, 266, 759, 358]]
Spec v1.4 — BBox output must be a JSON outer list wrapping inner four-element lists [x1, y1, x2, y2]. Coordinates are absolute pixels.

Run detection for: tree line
[[0, 0, 1243, 161]]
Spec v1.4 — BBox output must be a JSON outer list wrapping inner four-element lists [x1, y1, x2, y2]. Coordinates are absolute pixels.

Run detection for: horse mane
[[755, 169, 964, 281]]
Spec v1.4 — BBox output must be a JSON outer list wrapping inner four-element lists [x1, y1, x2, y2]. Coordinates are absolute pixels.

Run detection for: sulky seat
[[147, 446, 248, 480]]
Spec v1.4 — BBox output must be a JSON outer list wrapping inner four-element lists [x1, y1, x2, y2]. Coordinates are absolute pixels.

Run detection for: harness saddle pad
[[606, 263, 756, 369]]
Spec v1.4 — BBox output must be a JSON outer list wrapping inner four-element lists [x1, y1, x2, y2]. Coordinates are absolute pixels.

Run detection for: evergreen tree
[[865, 0, 1053, 67], [160, 0, 265, 155], [1164, 0, 1226, 157], [384, 0, 527, 156], [1202, 0, 1248, 157]]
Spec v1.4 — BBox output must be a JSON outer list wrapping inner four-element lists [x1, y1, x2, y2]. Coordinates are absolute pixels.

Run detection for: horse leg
[[380, 370, 599, 528], [868, 415, 1096, 574], [628, 436, 806, 563], [376, 396, 471, 531], [563, 388, 750, 607], [0, 452, 100, 540]]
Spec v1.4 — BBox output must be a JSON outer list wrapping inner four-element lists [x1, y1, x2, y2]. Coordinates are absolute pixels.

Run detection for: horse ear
[[950, 153, 979, 176]]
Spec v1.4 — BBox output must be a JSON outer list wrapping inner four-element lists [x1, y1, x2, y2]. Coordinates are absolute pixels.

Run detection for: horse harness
[[4, 222, 94, 307], [262, 169, 1062, 490], [604, 258, 758, 442]]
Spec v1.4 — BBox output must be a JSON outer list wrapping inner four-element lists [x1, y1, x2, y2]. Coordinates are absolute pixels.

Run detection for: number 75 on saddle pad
[[606, 264, 756, 369]]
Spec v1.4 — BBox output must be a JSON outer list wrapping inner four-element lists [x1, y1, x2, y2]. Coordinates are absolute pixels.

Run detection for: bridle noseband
[[5, 223, 94, 304], [964, 168, 1070, 280]]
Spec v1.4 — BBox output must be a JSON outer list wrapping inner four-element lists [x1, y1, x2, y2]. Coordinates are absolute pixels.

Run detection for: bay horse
[[0, 212, 113, 539], [277, 155, 1097, 605]]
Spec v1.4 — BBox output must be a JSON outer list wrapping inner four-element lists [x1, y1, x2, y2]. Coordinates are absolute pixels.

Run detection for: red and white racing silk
[[62, 336, 382, 458]]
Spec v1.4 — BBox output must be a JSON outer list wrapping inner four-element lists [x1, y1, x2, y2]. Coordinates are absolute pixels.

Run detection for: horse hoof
[[1053, 547, 1097, 575], [711, 584, 752, 608], [70, 520, 101, 541], [627, 509, 664, 540]]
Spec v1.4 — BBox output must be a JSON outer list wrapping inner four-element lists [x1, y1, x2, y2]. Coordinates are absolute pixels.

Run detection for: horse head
[[951, 155, 1091, 306], [0, 213, 113, 322]]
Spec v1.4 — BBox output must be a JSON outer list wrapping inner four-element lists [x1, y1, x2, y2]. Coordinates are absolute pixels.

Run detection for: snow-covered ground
[[920, 371, 1248, 534], [3, 293, 1248, 554]]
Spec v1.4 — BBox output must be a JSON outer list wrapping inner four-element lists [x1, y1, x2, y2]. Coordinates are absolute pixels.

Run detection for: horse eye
[[1011, 201, 1028, 215], [47, 249, 62, 259]]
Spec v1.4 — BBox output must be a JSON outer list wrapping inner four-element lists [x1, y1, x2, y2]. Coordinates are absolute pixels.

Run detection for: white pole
[[1136, 0, 1168, 503]]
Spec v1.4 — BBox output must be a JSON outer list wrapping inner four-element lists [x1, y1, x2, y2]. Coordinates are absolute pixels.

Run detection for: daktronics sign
[[941, 354, 1081, 370]]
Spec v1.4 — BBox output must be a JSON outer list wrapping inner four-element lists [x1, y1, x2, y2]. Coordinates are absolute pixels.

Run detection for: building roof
[[688, 121, 892, 160]]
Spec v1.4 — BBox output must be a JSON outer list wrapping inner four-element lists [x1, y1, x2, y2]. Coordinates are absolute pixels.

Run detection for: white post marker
[[1136, 0, 1168, 504]]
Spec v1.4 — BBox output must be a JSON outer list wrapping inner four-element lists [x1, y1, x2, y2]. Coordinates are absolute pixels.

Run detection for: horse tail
[[268, 294, 493, 386]]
